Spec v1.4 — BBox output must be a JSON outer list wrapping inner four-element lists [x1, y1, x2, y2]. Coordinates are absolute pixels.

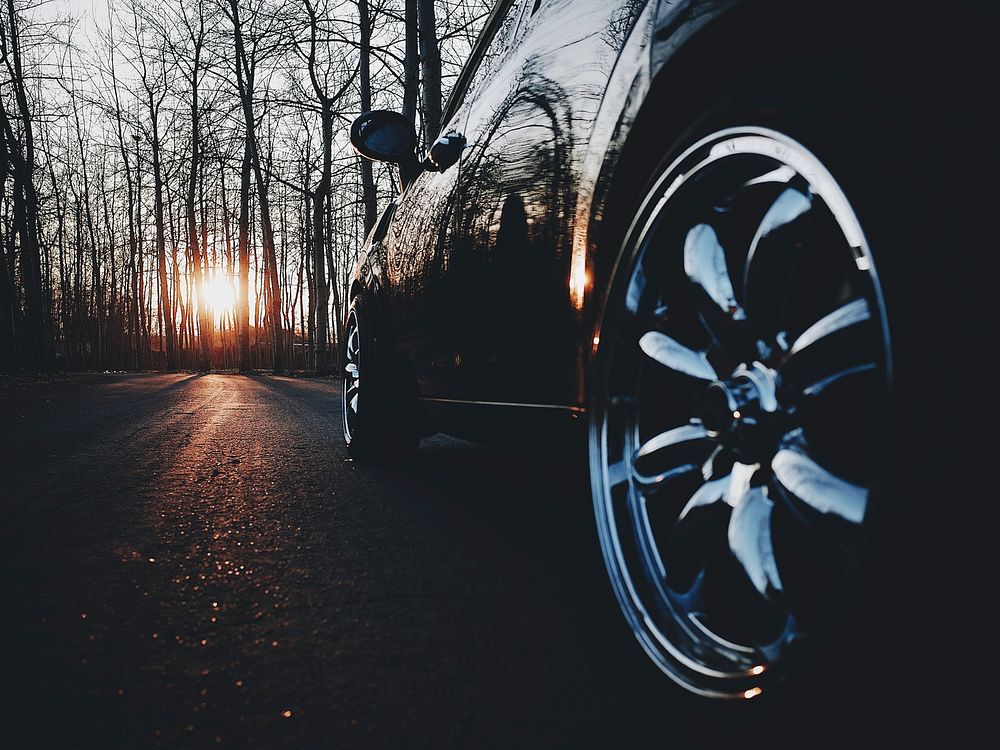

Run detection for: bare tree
[[226, 0, 286, 374], [416, 0, 441, 147], [0, 0, 47, 371], [303, 0, 356, 376], [170, 0, 212, 370], [120, 2, 178, 371], [0, 0, 494, 377]]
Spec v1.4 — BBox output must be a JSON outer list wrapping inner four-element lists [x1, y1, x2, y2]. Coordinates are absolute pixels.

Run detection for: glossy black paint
[[347, 0, 984, 444], [351, 0, 656, 439]]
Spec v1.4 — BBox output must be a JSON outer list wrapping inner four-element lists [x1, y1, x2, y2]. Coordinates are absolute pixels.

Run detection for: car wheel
[[589, 106, 925, 732], [343, 293, 419, 461]]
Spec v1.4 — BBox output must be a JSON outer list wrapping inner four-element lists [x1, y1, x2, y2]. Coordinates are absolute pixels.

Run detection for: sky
[[37, 0, 108, 60]]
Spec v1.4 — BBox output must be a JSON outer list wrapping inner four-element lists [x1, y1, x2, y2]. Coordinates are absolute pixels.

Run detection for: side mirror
[[350, 110, 417, 164], [422, 131, 467, 173]]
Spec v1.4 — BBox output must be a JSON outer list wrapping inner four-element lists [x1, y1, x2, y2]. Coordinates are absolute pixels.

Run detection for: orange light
[[751, 665, 765, 675], [569, 262, 589, 310], [281, 710, 293, 719], [744, 687, 762, 699], [592, 336, 600, 347], [201, 271, 237, 322]]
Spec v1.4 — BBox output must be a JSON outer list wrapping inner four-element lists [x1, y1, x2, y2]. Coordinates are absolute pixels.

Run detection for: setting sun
[[202, 272, 236, 321]]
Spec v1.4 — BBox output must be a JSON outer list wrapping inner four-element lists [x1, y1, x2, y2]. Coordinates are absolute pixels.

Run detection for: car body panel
[[348, 0, 878, 444], [367, 0, 658, 415], [445, 0, 657, 408]]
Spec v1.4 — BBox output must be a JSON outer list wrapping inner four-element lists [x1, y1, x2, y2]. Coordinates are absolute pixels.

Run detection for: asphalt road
[[0, 373, 696, 749]]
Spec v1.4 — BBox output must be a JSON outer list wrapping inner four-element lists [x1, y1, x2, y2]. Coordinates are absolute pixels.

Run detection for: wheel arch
[[345, 264, 390, 363], [580, 0, 950, 382]]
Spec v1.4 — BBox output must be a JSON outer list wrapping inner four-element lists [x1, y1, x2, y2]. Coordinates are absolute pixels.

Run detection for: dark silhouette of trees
[[0, 0, 492, 377]]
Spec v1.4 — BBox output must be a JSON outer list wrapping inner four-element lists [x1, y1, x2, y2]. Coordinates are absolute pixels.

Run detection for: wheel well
[[589, 0, 942, 321]]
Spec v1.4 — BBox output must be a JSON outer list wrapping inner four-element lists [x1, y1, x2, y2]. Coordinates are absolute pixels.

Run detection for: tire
[[342, 292, 420, 461], [588, 81, 975, 743]]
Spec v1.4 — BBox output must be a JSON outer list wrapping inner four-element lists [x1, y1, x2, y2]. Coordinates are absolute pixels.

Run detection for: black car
[[344, 0, 991, 735]]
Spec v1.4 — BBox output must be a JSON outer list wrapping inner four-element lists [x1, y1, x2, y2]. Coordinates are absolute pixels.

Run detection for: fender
[[345, 199, 397, 362], [571, 0, 962, 401], [570, 0, 743, 403]]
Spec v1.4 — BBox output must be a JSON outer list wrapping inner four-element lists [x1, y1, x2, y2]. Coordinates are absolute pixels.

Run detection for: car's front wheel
[[590, 114, 903, 725]]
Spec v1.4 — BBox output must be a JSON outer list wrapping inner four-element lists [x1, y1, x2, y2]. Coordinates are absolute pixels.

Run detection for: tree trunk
[[230, 0, 283, 374], [327, 193, 343, 366], [237, 136, 252, 373], [417, 0, 442, 147], [0, 120, 13, 370], [311, 101, 332, 375], [107, 9, 140, 371], [68, 67, 105, 371], [250, 153, 283, 374], [3, 0, 47, 371], [402, 0, 419, 127], [187, 26, 210, 372], [134, 136, 145, 370], [359, 0, 377, 234], [305, 0, 361, 373], [150, 99, 177, 371]]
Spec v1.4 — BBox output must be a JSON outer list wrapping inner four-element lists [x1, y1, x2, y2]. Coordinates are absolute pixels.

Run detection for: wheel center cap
[[700, 364, 779, 461]]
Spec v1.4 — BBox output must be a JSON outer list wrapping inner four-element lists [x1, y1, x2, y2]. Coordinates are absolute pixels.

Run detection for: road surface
[[0, 373, 693, 749]]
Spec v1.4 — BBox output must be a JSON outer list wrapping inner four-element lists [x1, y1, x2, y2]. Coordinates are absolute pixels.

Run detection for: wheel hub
[[701, 363, 779, 463]]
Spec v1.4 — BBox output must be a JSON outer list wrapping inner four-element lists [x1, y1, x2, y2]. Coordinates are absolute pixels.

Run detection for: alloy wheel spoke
[[727, 486, 783, 599], [662, 477, 732, 599], [779, 298, 877, 396], [790, 298, 871, 355], [347, 320, 359, 351], [799, 362, 876, 399], [631, 424, 714, 487], [742, 187, 813, 337], [772, 432, 867, 525], [726, 485, 799, 652], [680, 475, 731, 519], [684, 223, 747, 348], [638, 331, 716, 385]]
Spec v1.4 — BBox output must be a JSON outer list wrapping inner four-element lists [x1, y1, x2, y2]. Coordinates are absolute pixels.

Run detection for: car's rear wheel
[[590, 109, 911, 728], [343, 293, 419, 461]]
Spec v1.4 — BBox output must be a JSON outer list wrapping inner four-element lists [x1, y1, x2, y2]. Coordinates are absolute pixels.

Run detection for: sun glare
[[202, 272, 236, 321]]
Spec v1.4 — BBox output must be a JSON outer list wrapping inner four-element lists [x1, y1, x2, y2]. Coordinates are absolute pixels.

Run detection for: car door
[[450, 0, 648, 406], [384, 0, 531, 400]]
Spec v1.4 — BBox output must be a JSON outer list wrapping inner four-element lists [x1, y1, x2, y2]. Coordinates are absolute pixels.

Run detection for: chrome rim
[[591, 128, 891, 699], [343, 308, 361, 443]]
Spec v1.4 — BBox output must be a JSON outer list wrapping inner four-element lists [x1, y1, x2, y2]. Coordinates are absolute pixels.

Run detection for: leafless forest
[[0, 0, 491, 376]]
